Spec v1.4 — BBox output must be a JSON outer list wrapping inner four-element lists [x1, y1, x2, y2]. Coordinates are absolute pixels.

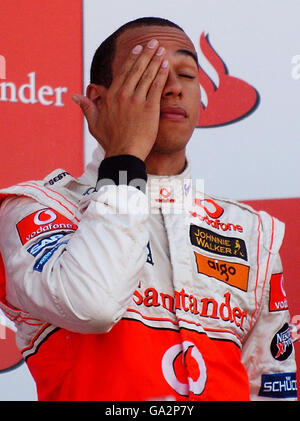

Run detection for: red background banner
[[0, 0, 83, 387], [0, 0, 83, 187]]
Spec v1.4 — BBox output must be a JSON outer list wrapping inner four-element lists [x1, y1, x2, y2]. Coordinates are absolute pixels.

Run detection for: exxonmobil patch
[[197, 33, 259, 127], [17, 208, 77, 245]]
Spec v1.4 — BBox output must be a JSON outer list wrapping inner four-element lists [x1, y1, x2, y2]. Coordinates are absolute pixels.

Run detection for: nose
[[162, 70, 182, 98]]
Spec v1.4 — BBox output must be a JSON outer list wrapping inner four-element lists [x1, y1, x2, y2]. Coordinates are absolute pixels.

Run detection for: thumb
[[72, 94, 98, 125]]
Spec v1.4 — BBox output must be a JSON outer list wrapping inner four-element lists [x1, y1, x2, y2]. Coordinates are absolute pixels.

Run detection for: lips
[[160, 106, 187, 120]]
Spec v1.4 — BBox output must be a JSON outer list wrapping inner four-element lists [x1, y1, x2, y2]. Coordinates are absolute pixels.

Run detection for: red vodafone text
[[17, 208, 77, 245], [190, 198, 244, 233]]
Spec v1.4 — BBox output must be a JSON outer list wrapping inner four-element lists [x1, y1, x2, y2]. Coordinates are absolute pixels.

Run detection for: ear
[[86, 83, 107, 110]]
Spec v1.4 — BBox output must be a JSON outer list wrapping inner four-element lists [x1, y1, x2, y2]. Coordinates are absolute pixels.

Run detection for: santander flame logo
[[197, 33, 260, 127]]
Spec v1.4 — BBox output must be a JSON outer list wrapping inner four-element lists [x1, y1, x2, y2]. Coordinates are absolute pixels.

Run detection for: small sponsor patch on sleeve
[[270, 323, 294, 361], [258, 372, 297, 398], [269, 273, 288, 312], [17, 208, 77, 245], [27, 233, 68, 257], [33, 241, 68, 272]]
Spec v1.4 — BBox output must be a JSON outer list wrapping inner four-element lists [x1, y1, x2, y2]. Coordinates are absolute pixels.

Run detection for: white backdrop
[[84, 0, 300, 200], [0, 0, 299, 400]]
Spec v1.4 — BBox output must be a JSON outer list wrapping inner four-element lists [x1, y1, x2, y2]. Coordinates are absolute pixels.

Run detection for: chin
[[153, 131, 192, 154], [151, 139, 189, 154]]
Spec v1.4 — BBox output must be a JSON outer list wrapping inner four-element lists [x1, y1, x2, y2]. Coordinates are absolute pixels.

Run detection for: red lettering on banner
[[0, 0, 83, 187], [17, 208, 77, 245]]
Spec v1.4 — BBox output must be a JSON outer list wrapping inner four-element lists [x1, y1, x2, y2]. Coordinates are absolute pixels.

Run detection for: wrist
[[105, 147, 148, 162], [97, 154, 147, 193]]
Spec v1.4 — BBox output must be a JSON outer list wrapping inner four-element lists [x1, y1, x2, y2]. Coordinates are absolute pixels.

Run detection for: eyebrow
[[175, 49, 199, 67]]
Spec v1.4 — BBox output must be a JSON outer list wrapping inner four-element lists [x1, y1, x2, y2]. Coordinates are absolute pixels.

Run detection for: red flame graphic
[[197, 33, 259, 127]]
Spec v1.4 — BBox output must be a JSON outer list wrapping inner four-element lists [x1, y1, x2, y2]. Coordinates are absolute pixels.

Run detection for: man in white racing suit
[[0, 17, 297, 401]]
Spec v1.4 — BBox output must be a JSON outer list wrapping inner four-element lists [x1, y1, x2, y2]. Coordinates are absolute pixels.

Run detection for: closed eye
[[178, 74, 196, 79]]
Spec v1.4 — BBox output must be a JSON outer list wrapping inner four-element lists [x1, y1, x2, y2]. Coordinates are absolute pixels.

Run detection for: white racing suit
[[0, 146, 297, 400]]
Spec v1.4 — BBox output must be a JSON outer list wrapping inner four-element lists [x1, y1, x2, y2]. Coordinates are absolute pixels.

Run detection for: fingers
[[110, 39, 167, 97], [134, 46, 169, 99], [109, 45, 143, 92], [146, 59, 169, 104], [122, 39, 164, 94]]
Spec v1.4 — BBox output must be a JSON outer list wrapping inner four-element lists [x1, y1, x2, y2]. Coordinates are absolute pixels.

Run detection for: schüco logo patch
[[194, 252, 249, 291], [190, 225, 247, 261]]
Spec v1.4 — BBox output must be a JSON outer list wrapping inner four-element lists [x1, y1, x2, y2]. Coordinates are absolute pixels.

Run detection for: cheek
[[189, 88, 201, 123]]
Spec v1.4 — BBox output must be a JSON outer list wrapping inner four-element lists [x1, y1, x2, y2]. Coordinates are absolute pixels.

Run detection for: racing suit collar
[[146, 159, 192, 212], [78, 145, 193, 212], [78, 145, 105, 187]]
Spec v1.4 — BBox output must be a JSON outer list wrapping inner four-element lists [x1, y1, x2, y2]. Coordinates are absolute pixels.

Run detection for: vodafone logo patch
[[161, 341, 207, 396], [194, 198, 224, 219], [17, 208, 77, 245], [197, 33, 259, 127], [33, 209, 57, 225], [190, 197, 244, 233], [269, 273, 289, 312]]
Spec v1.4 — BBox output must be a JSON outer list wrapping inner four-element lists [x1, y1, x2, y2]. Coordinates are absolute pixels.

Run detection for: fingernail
[[161, 59, 169, 69], [132, 45, 143, 54], [156, 47, 165, 56], [147, 39, 159, 49]]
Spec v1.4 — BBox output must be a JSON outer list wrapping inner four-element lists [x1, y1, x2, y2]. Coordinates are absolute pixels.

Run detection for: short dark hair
[[90, 17, 185, 88]]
